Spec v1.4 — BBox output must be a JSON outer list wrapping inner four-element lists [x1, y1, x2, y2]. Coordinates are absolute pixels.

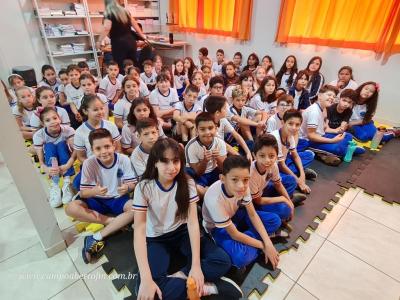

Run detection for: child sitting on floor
[[113, 76, 140, 129], [12, 86, 37, 140], [173, 84, 202, 144], [140, 59, 157, 91], [99, 61, 122, 111], [288, 70, 310, 111], [326, 88, 356, 134], [298, 85, 365, 166], [130, 118, 160, 179], [33, 107, 75, 207], [271, 110, 317, 194], [266, 94, 294, 133], [202, 155, 280, 270], [66, 128, 135, 264]]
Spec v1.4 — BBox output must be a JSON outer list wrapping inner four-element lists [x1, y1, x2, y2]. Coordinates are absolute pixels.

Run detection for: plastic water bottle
[[50, 157, 60, 184], [370, 127, 385, 150], [344, 140, 357, 162]]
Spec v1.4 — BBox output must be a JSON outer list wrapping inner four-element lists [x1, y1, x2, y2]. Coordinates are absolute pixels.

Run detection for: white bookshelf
[[33, 0, 161, 76]]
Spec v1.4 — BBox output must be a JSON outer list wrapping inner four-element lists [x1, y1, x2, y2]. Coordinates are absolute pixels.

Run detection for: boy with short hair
[[326, 88, 356, 133], [64, 64, 84, 124], [65, 128, 136, 264], [99, 61, 122, 110], [140, 59, 157, 91], [198, 75, 225, 110], [205, 95, 253, 161], [201, 65, 212, 89], [271, 109, 316, 195], [185, 112, 227, 190], [130, 118, 160, 179], [173, 84, 202, 143], [197, 47, 209, 68], [298, 85, 364, 165], [149, 74, 180, 130], [266, 94, 294, 133], [77, 61, 90, 75], [123, 59, 134, 76], [212, 49, 225, 76], [233, 52, 243, 74], [202, 155, 280, 269]]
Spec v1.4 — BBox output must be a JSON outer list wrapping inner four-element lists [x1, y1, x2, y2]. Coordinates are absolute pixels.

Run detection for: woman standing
[[97, 0, 147, 71]]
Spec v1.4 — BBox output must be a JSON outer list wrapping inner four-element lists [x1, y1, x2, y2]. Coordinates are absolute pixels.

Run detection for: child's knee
[[231, 246, 258, 268]]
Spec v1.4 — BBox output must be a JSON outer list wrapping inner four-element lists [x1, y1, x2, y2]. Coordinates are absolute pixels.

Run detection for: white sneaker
[[62, 181, 74, 204], [49, 184, 62, 208]]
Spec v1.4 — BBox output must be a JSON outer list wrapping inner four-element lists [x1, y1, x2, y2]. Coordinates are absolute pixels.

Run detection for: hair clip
[[375, 83, 380, 92]]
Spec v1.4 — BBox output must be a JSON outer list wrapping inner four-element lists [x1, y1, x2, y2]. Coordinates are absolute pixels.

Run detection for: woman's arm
[[131, 16, 146, 40], [97, 19, 112, 49]]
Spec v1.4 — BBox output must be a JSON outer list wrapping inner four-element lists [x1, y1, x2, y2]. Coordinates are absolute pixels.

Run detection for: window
[[168, 0, 253, 40], [276, 0, 400, 62]]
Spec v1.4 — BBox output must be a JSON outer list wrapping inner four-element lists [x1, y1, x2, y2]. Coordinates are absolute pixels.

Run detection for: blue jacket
[[308, 73, 324, 102], [288, 87, 311, 110]]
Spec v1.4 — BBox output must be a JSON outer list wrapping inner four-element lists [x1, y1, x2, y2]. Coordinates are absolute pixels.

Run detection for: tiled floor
[[1, 159, 400, 300]]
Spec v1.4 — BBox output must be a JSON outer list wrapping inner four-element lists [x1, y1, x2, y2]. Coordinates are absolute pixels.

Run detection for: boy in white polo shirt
[[271, 109, 316, 194], [298, 85, 364, 166], [99, 61, 122, 111], [130, 118, 160, 180], [149, 74, 179, 130], [185, 112, 227, 192], [202, 155, 280, 269], [266, 94, 294, 133], [205, 95, 253, 161], [65, 128, 136, 264]]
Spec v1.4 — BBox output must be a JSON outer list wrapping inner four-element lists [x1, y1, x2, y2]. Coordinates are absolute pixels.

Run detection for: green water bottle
[[344, 140, 357, 162]]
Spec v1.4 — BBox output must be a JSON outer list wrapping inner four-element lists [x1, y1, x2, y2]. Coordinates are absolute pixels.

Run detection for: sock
[[202, 282, 218, 295], [93, 232, 103, 241]]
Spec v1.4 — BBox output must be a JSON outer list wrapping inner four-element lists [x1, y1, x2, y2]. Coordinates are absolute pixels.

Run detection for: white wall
[[160, 0, 400, 125], [0, 0, 48, 83]]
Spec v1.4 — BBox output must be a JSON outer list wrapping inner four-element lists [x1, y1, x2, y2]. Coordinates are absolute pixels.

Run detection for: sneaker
[[49, 184, 62, 208], [62, 182, 74, 204], [292, 192, 307, 206], [215, 277, 243, 299], [317, 153, 341, 166], [304, 168, 318, 180], [82, 235, 105, 264]]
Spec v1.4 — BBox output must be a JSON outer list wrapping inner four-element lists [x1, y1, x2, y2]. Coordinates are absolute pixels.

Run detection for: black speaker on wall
[[12, 66, 37, 87]]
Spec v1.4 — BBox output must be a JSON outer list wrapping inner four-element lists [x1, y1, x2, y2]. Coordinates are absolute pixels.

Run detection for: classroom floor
[[1, 157, 400, 300]]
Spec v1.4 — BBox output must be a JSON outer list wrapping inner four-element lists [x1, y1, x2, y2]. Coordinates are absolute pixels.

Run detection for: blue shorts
[[185, 167, 220, 187], [85, 194, 129, 215]]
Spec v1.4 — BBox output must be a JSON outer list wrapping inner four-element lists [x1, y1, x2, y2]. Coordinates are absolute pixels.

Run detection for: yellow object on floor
[[75, 222, 104, 233], [353, 121, 391, 151]]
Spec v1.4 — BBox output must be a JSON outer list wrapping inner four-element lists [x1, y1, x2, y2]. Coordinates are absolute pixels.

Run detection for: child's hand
[[47, 166, 60, 177], [256, 121, 266, 130], [117, 184, 129, 196], [203, 146, 213, 161], [59, 164, 69, 175], [246, 151, 253, 162], [333, 133, 345, 142], [188, 266, 204, 297], [263, 241, 279, 270], [211, 148, 220, 158], [298, 181, 311, 194], [137, 279, 162, 300], [75, 112, 82, 122], [93, 184, 108, 196]]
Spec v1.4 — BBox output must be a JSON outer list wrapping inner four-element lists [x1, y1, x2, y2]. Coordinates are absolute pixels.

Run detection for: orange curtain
[[169, 0, 253, 40], [276, 0, 400, 62]]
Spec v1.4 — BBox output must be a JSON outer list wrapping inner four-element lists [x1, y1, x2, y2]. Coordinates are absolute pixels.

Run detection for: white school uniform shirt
[[212, 61, 224, 76], [113, 95, 134, 124], [185, 136, 227, 174], [293, 89, 302, 110], [120, 123, 165, 150], [197, 93, 209, 110], [29, 106, 70, 129], [140, 71, 157, 86], [133, 178, 199, 237], [117, 74, 124, 82], [149, 88, 179, 111], [266, 113, 283, 133], [249, 94, 277, 114], [228, 105, 257, 128], [300, 102, 325, 140], [73, 120, 121, 157], [139, 80, 150, 97], [350, 104, 367, 122], [279, 73, 297, 91], [249, 161, 281, 200], [197, 86, 208, 102], [202, 180, 252, 231], [174, 74, 188, 90], [64, 83, 84, 107], [38, 79, 62, 93], [130, 144, 149, 179], [271, 129, 296, 161], [217, 118, 235, 139], [8, 89, 18, 107], [223, 85, 238, 104], [12, 106, 34, 127], [329, 79, 358, 94], [33, 125, 75, 149], [174, 101, 202, 115], [99, 75, 122, 102], [80, 153, 135, 198]]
